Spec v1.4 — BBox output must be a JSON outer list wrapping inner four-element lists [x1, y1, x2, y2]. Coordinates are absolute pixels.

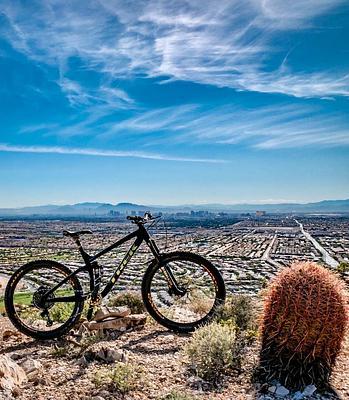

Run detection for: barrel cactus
[[259, 261, 348, 388]]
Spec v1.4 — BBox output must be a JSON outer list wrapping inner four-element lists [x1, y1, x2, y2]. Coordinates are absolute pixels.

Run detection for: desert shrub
[[184, 322, 237, 385], [337, 261, 349, 277], [50, 343, 70, 358], [79, 333, 102, 350], [160, 391, 197, 400], [108, 291, 144, 314], [259, 261, 348, 389], [215, 294, 256, 332], [49, 302, 75, 322], [188, 291, 214, 315], [93, 362, 140, 394]]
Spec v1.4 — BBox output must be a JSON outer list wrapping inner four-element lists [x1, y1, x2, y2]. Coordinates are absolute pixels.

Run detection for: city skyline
[[1, 1, 349, 207]]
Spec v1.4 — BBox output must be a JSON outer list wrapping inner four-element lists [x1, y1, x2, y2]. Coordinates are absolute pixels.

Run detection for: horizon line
[[1, 198, 348, 210]]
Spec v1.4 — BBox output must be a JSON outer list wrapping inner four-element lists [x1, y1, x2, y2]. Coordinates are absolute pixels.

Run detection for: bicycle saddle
[[63, 230, 93, 238]]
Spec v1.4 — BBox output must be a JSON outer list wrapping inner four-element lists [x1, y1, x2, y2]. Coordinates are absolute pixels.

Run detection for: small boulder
[[19, 358, 43, 383], [302, 384, 317, 397], [1, 329, 21, 341], [87, 314, 146, 331], [20, 359, 42, 375], [0, 355, 27, 394], [83, 343, 128, 364], [268, 384, 289, 397], [93, 306, 131, 322]]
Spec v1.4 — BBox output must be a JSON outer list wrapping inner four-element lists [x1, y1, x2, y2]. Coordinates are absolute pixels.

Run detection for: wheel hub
[[32, 286, 54, 310]]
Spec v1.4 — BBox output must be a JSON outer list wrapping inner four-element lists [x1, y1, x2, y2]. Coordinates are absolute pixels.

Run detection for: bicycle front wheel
[[142, 252, 226, 332], [5, 260, 84, 340]]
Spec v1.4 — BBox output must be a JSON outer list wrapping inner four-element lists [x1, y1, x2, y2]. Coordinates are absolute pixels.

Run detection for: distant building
[[190, 210, 209, 217], [256, 210, 266, 217], [109, 210, 121, 216]]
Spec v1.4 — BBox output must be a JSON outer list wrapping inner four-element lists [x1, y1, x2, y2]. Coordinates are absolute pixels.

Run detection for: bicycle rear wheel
[[142, 252, 226, 332], [5, 260, 84, 340]]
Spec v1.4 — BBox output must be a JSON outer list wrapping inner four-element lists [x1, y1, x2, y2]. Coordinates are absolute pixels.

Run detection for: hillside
[[0, 297, 348, 400]]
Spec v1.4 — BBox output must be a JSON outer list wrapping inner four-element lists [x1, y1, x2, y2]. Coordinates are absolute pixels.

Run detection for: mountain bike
[[4, 212, 226, 340]]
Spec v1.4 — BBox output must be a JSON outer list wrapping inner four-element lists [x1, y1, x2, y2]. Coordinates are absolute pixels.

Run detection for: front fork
[[144, 229, 186, 297], [159, 262, 187, 297]]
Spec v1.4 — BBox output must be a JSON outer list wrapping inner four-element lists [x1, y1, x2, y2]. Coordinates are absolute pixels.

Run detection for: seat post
[[73, 236, 90, 264], [62, 229, 92, 264]]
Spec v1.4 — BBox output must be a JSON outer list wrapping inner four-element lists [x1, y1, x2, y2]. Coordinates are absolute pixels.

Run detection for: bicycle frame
[[43, 223, 181, 309]]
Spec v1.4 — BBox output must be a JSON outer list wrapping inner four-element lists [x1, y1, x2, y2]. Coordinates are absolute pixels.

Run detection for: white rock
[[302, 384, 317, 397], [292, 391, 304, 400], [268, 384, 289, 397], [275, 385, 290, 397], [0, 355, 27, 394]]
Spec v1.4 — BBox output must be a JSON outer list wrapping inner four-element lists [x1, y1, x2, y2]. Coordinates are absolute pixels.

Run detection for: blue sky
[[0, 0, 348, 207]]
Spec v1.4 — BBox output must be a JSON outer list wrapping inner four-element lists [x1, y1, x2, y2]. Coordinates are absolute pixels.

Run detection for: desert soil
[[0, 315, 348, 400]]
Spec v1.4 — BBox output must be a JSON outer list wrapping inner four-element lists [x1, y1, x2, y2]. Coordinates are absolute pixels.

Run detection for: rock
[[0, 355, 27, 394], [268, 384, 289, 397], [86, 314, 146, 331], [77, 321, 92, 336], [275, 385, 290, 397], [0, 392, 15, 400], [302, 384, 317, 397], [83, 343, 128, 363], [97, 390, 110, 398], [9, 353, 22, 361], [186, 375, 210, 391], [292, 391, 304, 400], [20, 359, 42, 374], [19, 359, 43, 383], [93, 306, 131, 321], [76, 356, 89, 367], [1, 329, 20, 341]]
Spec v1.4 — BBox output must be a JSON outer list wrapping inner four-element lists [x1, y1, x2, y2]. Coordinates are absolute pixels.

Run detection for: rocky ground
[[0, 314, 348, 400]]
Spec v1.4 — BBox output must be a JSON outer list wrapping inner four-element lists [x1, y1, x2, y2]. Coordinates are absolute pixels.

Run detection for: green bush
[[184, 322, 237, 385], [336, 261, 349, 276], [50, 302, 74, 322], [108, 291, 144, 314], [160, 391, 197, 400], [93, 362, 140, 394], [50, 343, 70, 358], [214, 294, 256, 332]]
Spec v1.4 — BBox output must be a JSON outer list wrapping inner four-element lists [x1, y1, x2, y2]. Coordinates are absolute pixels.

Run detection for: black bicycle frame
[[44, 223, 181, 306]]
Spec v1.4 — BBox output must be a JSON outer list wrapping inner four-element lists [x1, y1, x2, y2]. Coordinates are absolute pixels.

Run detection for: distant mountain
[[0, 199, 348, 217]]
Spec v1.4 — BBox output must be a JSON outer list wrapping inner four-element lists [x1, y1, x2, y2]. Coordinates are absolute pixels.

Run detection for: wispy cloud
[[20, 101, 349, 149], [0, 143, 226, 163], [1, 0, 347, 100], [94, 102, 349, 149]]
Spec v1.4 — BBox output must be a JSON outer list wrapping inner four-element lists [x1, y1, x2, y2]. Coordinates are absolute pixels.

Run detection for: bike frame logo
[[111, 242, 139, 283]]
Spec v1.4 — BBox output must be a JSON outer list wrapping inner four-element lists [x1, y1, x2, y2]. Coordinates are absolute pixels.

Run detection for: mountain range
[[0, 199, 349, 216]]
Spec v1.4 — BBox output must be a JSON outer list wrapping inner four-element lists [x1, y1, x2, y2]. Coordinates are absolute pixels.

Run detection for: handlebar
[[127, 212, 159, 224]]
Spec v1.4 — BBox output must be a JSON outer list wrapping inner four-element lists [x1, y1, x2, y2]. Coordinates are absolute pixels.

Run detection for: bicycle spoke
[[11, 266, 79, 333], [149, 259, 217, 324]]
